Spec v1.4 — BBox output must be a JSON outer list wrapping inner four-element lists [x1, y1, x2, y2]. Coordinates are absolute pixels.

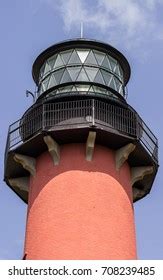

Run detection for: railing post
[[92, 99, 95, 126], [156, 140, 159, 161], [42, 104, 45, 130], [4, 128, 10, 168], [136, 113, 140, 140]]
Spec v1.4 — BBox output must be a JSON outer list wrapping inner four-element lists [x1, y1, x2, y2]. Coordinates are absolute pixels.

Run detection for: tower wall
[[24, 144, 137, 259]]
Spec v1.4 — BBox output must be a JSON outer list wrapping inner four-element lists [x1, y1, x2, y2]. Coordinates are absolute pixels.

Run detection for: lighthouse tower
[[4, 39, 158, 260]]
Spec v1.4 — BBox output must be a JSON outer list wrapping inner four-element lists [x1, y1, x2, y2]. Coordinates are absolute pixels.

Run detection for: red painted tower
[[4, 39, 158, 259]]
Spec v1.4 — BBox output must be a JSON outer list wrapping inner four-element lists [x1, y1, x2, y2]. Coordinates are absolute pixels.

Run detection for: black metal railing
[[137, 115, 158, 163], [5, 99, 158, 164]]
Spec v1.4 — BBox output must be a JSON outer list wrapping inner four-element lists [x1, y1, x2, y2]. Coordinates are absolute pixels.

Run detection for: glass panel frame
[[94, 70, 105, 85], [93, 50, 105, 66], [67, 66, 82, 80], [76, 68, 90, 82], [68, 50, 81, 65], [101, 56, 112, 71], [48, 73, 57, 89], [48, 54, 57, 69], [53, 54, 64, 69], [76, 49, 89, 63], [76, 84, 90, 92], [108, 55, 117, 72], [84, 50, 98, 66], [100, 69, 112, 86], [84, 66, 99, 81], [54, 68, 65, 84], [44, 62, 51, 75], [60, 69, 72, 84], [60, 50, 73, 65]]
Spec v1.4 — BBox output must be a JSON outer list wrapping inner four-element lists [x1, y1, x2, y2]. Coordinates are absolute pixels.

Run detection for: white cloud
[[54, 0, 109, 30], [43, 0, 163, 50]]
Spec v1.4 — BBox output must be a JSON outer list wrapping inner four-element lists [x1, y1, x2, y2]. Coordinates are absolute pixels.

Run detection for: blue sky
[[0, 0, 163, 259]]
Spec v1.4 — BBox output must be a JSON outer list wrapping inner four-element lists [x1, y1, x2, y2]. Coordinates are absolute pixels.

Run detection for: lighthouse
[[4, 39, 158, 259]]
